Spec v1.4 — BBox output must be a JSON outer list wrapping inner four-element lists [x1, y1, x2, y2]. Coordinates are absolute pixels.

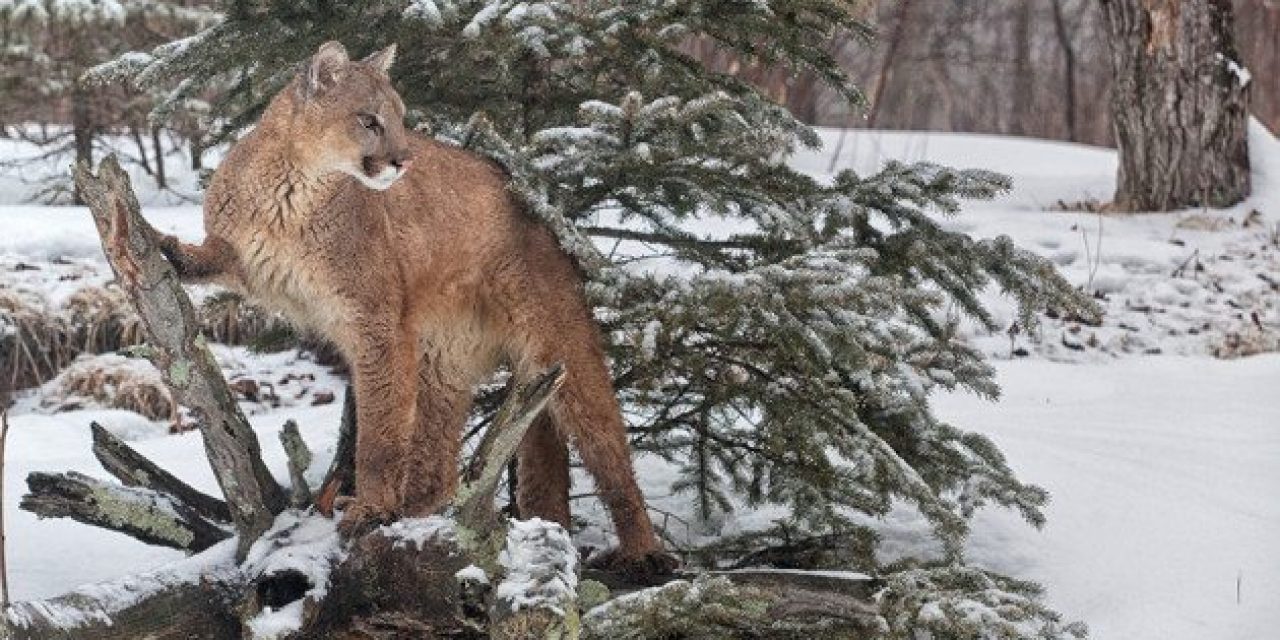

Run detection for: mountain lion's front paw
[[336, 500, 400, 538]]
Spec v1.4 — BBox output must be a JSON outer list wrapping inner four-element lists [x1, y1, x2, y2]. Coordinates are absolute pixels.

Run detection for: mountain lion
[[153, 41, 673, 574]]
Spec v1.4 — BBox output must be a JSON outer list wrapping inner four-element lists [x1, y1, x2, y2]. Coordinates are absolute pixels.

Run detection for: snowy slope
[[1, 127, 1279, 638], [941, 356, 1280, 640], [808, 124, 1280, 361]]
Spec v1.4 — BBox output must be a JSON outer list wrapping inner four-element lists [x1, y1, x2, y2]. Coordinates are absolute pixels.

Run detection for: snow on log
[[1, 541, 242, 640], [490, 518, 580, 639], [240, 512, 346, 638], [21, 471, 230, 553], [73, 155, 286, 558], [581, 574, 884, 639]]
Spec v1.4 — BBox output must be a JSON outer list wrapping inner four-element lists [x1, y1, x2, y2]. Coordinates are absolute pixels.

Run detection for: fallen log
[[0, 511, 581, 640], [582, 574, 883, 639], [12, 364, 579, 638], [1, 542, 243, 640], [20, 471, 229, 553]]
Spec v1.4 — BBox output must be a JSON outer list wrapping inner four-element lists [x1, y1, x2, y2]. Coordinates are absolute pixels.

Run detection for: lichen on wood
[[582, 575, 882, 640], [20, 471, 229, 553], [90, 422, 231, 523]]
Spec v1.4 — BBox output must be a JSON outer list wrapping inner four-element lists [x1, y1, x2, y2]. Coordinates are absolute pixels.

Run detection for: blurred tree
[[0, 0, 216, 201], [1101, 0, 1251, 211]]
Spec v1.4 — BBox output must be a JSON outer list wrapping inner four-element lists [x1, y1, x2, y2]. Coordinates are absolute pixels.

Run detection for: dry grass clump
[[40, 353, 177, 422], [1, 283, 301, 396], [1, 288, 67, 394], [1, 284, 147, 396], [63, 286, 146, 354]]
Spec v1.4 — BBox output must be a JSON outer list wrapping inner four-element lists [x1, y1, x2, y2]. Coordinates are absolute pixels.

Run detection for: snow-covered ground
[[945, 355, 1280, 640], [1, 126, 1278, 638]]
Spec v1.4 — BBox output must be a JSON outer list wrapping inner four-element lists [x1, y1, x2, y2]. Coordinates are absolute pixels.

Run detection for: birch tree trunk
[[1101, 0, 1250, 211]]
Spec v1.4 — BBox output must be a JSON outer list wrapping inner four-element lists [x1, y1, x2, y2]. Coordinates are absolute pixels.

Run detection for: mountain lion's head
[[290, 41, 412, 191]]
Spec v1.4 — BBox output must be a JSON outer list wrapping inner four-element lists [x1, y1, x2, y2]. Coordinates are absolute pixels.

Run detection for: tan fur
[[162, 42, 663, 559]]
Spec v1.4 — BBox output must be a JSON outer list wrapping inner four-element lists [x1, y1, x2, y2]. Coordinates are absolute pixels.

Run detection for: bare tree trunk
[[1011, 1, 1035, 135], [1101, 0, 1250, 211], [151, 126, 167, 190], [190, 139, 204, 172], [866, 0, 914, 129], [129, 126, 153, 177], [0, 408, 9, 608], [1051, 0, 1080, 142], [70, 85, 94, 206], [828, 0, 914, 172]]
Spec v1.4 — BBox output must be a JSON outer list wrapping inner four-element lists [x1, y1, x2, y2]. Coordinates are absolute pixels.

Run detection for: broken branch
[[73, 155, 285, 558], [315, 386, 356, 516], [21, 471, 230, 553], [91, 422, 231, 524], [279, 420, 313, 509], [455, 363, 566, 549]]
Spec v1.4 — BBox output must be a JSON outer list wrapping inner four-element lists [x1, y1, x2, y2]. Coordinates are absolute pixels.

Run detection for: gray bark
[[20, 472, 230, 553], [1101, 0, 1250, 211], [1011, 0, 1035, 136], [2, 575, 242, 640], [69, 85, 93, 206], [90, 422, 232, 524], [279, 420, 313, 509], [1050, 0, 1080, 142], [72, 156, 286, 559]]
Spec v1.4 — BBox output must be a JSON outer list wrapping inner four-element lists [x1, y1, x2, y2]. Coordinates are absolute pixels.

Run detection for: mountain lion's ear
[[363, 43, 397, 74], [303, 41, 349, 99]]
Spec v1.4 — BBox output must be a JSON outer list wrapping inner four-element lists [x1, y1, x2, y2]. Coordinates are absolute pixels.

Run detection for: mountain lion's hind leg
[[515, 414, 571, 526], [520, 304, 678, 580]]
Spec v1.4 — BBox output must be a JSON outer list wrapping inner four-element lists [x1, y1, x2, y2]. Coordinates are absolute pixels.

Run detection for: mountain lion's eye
[[357, 113, 380, 132]]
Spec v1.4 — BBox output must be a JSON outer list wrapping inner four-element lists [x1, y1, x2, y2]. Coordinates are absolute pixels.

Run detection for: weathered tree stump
[[73, 156, 286, 558], [1101, 0, 1251, 211]]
